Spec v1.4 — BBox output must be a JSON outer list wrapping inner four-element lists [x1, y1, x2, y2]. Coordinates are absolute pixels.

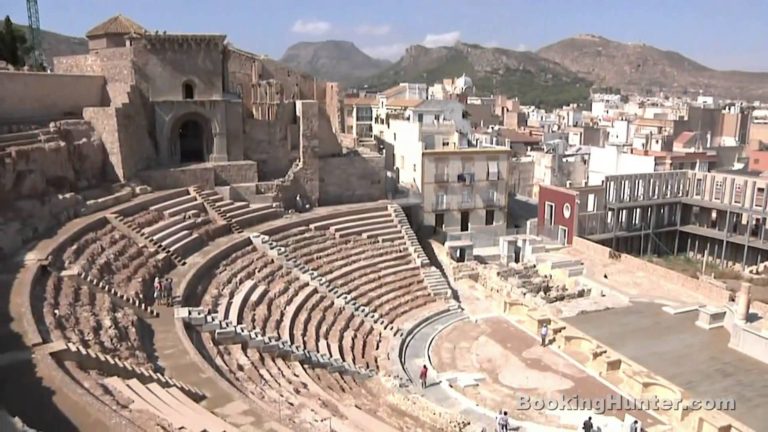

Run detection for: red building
[[537, 184, 577, 245]]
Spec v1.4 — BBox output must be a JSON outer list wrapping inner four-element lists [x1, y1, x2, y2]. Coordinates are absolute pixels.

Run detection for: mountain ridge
[[280, 40, 391, 84]]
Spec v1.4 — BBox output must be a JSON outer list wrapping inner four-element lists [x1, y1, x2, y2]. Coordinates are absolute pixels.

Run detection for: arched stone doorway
[[179, 119, 205, 162], [170, 113, 213, 164]]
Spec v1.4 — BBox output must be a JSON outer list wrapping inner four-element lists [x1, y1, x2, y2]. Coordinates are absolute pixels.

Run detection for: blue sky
[[5, 0, 768, 70]]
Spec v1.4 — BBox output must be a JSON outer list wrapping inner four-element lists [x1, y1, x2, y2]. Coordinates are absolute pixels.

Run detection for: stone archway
[[179, 119, 204, 162], [170, 112, 213, 164]]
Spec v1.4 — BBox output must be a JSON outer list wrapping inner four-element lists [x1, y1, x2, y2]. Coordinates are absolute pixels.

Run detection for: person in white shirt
[[540, 323, 549, 346]]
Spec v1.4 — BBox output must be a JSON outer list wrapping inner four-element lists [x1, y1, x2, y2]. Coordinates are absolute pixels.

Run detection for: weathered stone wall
[[0, 120, 115, 257], [54, 48, 135, 105], [243, 103, 298, 180], [0, 71, 107, 122], [55, 49, 157, 181], [572, 237, 732, 305], [0, 121, 107, 203], [132, 41, 224, 100], [319, 153, 385, 205], [137, 161, 259, 190]]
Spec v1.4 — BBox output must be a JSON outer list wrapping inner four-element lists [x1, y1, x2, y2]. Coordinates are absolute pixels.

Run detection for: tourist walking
[[629, 420, 640, 432], [582, 416, 594, 432], [540, 323, 549, 346], [164, 278, 173, 306], [496, 410, 510, 432], [494, 410, 503, 432], [419, 364, 428, 389], [153, 277, 162, 306]]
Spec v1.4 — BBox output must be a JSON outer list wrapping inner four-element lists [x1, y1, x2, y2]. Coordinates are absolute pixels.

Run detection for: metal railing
[[434, 173, 450, 183]]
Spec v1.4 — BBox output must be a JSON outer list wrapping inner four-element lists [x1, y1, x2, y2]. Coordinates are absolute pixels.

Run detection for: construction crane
[[25, 0, 46, 70]]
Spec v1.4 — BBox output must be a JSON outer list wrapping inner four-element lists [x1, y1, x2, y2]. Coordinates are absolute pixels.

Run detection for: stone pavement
[[402, 310, 499, 430], [565, 302, 768, 431]]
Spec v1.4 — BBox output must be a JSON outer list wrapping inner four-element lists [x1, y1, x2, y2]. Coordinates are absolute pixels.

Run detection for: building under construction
[[538, 170, 768, 269]]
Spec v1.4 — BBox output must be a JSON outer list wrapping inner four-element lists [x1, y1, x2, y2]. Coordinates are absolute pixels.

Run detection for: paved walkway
[[401, 310, 500, 430], [565, 302, 768, 430]]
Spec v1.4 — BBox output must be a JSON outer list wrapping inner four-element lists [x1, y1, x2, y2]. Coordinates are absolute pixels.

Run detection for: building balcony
[[482, 197, 504, 208], [433, 201, 449, 212], [459, 200, 475, 209], [434, 173, 450, 183]]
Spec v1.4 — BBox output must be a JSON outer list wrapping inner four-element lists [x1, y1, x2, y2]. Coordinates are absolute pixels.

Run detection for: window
[[435, 192, 447, 210], [413, 164, 417, 172], [587, 194, 596, 212], [694, 178, 703, 197], [485, 210, 495, 225], [356, 106, 373, 122], [461, 188, 472, 204], [457, 172, 474, 184], [435, 213, 445, 230], [183, 81, 195, 99], [714, 180, 723, 200], [544, 202, 555, 226], [734, 184, 743, 204], [488, 189, 498, 206], [487, 160, 500, 181], [757, 187, 766, 208], [418, 113, 424, 123]]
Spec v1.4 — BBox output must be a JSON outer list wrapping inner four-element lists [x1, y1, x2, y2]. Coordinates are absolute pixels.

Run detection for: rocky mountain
[[362, 42, 592, 109], [15, 24, 88, 67], [537, 34, 768, 101], [280, 40, 390, 84]]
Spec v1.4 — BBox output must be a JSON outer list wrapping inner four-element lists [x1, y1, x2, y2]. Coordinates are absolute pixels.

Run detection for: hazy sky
[[6, 0, 768, 70]]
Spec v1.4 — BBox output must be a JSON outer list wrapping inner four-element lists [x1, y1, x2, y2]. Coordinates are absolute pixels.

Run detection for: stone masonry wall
[[0, 71, 107, 122], [0, 120, 111, 257], [54, 48, 135, 106], [319, 153, 385, 205], [243, 103, 298, 181], [572, 237, 732, 305]]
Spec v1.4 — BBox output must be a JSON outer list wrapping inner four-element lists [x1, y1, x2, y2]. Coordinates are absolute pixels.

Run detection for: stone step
[[154, 219, 200, 243], [143, 215, 185, 237], [164, 201, 205, 218], [161, 230, 192, 249], [150, 195, 195, 213], [232, 208, 281, 228], [170, 234, 204, 257]]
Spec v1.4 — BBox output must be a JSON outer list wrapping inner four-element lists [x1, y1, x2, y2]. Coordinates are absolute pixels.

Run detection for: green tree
[[0, 16, 28, 68]]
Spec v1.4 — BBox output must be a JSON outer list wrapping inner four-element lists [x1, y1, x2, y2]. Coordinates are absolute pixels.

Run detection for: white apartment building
[[587, 145, 655, 186], [384, 116, 510, 255]]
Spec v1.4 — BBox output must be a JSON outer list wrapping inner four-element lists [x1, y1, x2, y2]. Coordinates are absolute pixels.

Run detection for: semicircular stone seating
[[196, 214, 451, 430], [37, 220, 188, 430], [272, 224, 445, 327]]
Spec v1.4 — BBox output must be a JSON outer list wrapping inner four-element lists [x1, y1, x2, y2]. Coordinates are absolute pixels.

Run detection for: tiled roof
[[387, 98, 423, 108], [498, 128, 541, 144], [381, 85, 403, 97], [86, 15, 146, 38], [343, 97, 377, 106]]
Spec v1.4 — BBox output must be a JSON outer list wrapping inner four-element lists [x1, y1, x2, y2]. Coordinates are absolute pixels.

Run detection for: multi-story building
[[383, 114, 510, 257], [342, 97, 376, 144], [540, 170, 768, 269], [422, 145, 510, 257], [631, 118, 677, 151]]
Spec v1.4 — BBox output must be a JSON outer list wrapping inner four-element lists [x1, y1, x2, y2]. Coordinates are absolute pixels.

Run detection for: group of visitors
[[153, 276, 174, 306]]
